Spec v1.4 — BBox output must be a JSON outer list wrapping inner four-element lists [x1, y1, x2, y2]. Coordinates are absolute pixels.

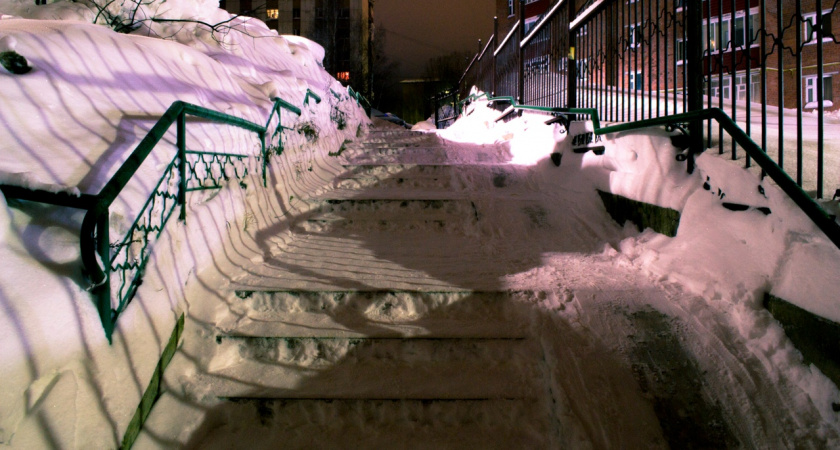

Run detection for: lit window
[[266, 9, 279, 19], [337, 71, 350, 82]]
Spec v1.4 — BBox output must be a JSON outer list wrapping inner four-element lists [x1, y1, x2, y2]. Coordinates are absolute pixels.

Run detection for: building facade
[[495, 0, 838, 111], [219, 0, 372, 88]]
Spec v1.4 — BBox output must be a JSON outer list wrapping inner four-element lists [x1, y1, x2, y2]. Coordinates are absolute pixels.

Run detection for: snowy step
[[232, 231, 517, 292], [292, 199, 478, 233], [199, 336, 542, 399], [298, 199, 479, 221], [341, 148, 509, 165], [216, 290, 533, 338], [160, 396, 551, 449], [333, 164, 537, 192]]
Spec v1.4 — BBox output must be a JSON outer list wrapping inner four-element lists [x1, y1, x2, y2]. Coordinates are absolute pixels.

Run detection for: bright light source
[[337, 71, 350, 82], [266, 9, 279, 19]]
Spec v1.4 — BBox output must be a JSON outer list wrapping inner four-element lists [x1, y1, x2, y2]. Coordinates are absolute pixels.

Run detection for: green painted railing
[[347, 86, 372, 117], [262, 97, 302, 187], [0, 97, 308, 341]]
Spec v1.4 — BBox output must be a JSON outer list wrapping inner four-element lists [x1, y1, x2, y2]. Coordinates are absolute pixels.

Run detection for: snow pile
[[442, 94, 840, 422], [0, 1, 367, 447]]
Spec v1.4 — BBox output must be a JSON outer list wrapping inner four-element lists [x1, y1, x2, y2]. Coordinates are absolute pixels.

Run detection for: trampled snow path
[[137, 123, 837, 448]]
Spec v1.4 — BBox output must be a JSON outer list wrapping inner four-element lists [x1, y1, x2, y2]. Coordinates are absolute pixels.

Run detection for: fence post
[[493, 16, 498, 96], [177, 110, 187, 221], [567, 0, 577, 109], [260, 130, 267, 187], [685, 0, 704, 174], [518, 0, 526, 104], [95, 211, 113, 342]]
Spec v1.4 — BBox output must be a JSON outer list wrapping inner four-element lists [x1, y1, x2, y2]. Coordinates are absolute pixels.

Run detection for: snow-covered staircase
[[136, 127, 560, 448]]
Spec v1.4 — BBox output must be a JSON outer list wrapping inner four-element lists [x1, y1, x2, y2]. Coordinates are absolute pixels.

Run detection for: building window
[[628, 23, 641, 48], [266, 8, 279, 19], [337, 72, 350, 82], [804, 12, 833, 43], [805, 74, 833, 106], [706, 71, 760, 102], [577, 58, 589, 81], [525, 16, 540, 34], [629, 71, 643, 90], [676, 39, 686, 64], [293, 8, 300, 19], [508, 0, 514, 17], [703, 10, 759, 53]]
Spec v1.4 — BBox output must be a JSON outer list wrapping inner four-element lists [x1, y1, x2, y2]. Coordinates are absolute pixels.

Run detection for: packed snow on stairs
[[135, 122, 838, 448]]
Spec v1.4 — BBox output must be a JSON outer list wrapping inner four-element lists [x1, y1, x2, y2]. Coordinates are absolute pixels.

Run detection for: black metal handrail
[[595, 108, 840, 249], [438, 0, 840, 250]]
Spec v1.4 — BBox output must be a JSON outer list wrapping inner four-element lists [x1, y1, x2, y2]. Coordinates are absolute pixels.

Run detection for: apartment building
[[219, 0, 372, 86]]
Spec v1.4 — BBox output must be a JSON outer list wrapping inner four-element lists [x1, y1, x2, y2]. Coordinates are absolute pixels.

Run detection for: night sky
[[375, 0, 495, 79]]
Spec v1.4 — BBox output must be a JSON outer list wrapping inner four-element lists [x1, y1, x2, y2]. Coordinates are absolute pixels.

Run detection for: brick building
[[496, 0, 838, 111]]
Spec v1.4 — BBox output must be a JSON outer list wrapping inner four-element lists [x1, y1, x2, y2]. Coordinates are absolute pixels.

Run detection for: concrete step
[[231, 230, 519, 292], [142, 394, 551, 449], [340, 147, 510, 165], [331, 164, 537, 192], [216, 290, 534, 338], [292, 200, 479, 233], [198, 336, 542, 399], [302, 199, 476, 217]]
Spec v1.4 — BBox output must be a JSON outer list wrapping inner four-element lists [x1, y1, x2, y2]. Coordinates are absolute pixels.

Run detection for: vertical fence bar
[[686, 0, 704, 173], [729, 0, 737, 160], [96, 211, 112, 341], [177, 110, 187, 221], [815, 0, 825, 199], [260, 130, 267, 187], [519, 0, 526, 104], [568, 0, 577, 109], [797, 0, 804, 186], [493, 17, 498, 95], [760, 0, 767, 178], [777, 0, 785, 169]]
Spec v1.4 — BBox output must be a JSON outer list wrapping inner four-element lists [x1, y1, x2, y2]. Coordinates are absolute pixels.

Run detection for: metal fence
[[449, 0, 839, 199]]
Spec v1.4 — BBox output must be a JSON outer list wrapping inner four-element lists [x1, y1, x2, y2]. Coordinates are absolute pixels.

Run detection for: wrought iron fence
[[444, 0, 839, 200]]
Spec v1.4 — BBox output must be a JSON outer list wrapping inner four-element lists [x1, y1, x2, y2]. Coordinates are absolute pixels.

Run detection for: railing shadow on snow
[[0, 93, 320, 342]]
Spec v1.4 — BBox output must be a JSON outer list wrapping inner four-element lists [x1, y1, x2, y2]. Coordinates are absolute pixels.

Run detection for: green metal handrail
[[304, 88, 322, 105], [79, 100, 275, 341], [347, 86, 372, 116], [263, 97, 303, 187], [0, 96, 316, 341]]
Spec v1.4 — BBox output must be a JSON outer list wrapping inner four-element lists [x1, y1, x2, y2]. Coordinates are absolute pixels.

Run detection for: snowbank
[[0, 1, 368, 446], [441, 94, 840, 422]]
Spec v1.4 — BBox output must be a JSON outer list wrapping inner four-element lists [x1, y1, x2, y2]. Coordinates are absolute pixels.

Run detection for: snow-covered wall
[[0, 2, 368, 446]]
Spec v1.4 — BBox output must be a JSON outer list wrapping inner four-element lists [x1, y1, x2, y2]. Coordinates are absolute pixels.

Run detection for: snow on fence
[[441, 0, 840, 200]]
